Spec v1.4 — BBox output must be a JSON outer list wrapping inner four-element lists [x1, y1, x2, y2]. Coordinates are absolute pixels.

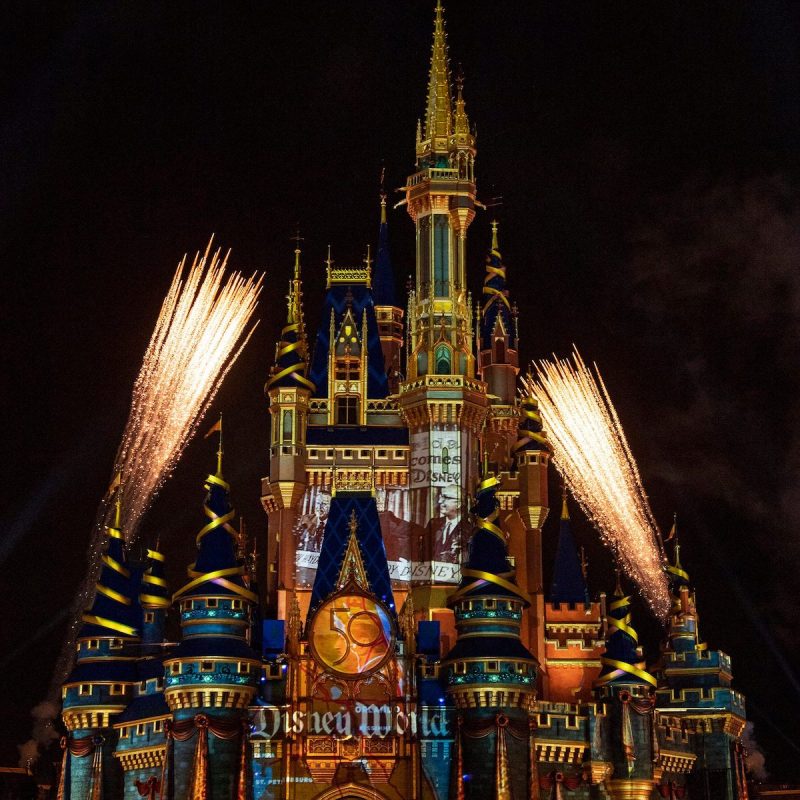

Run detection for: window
[[232, 600, 243, 610], [433, 215, 450, 296], [136, 723, 145, 736], [89, 639, 99, 649], [360, 449, 369, 458], [120, 727, 129, 739], [140, 681, 147, 692], [455, 663, 467, 675], [377, 449, 387, 458], [79, 684, 92, 696], [171, 663, 181, 675], [485, 661, 499, 673], [282, 410, 292, 441], [238, 662, 251, 674], [144, 611, 155, 624], [109, 638, 123, 649], [335, 356, 359, 382], [435, 344, 451, 375], [265, 663, 282, 679], [207, 598, 218, 608], [153, 720, 164, 733], [483, 599, 496, 609], [200, 661, 214, 673], [110, 684, 124, 695], [336, 396, 359, 425]]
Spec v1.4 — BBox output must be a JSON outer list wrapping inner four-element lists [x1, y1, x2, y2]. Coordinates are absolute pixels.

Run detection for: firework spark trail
[[525, 349, 671, 618], [52, 239, 263, 693]]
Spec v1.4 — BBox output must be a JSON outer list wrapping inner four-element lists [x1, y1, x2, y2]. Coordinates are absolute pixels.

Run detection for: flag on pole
[[104, 471, 122, 500], [665, 514, 677, 542], [204, 417, 222, 439]]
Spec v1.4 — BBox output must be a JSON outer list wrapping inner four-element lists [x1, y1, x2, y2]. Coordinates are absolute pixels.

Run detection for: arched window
[[282, 410, 293, 441], [494, 338, 506, 363], [435, 344, 451, 375]]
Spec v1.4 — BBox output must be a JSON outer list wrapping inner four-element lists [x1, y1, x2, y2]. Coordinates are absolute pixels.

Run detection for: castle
[[60, 4, 749, 799]]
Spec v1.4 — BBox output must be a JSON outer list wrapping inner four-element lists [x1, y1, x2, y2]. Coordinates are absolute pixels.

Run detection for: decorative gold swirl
[[80, 613, 137, 637], [595, 595, 657, 687], [481, 250, 510, 314], [172, 474, 258, 604], [101, 554, 130, 578], [94, 583, 131, 605]]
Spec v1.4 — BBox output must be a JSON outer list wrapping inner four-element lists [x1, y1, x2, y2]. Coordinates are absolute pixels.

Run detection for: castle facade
[[60, 4, 749, 799]]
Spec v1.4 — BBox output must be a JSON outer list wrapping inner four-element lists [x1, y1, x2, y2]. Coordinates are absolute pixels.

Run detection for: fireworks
[[53, 239, 262, 691], [526, 349, 671, 618]]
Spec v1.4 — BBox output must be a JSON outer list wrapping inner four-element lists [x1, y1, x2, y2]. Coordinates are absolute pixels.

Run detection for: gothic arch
[[314, 784, 391, 800]]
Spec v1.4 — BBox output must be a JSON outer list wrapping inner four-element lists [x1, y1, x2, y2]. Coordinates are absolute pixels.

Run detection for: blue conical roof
[[372, 200, 397, 306], [78, 515, 139, 640], [548, 496, 589, 604]]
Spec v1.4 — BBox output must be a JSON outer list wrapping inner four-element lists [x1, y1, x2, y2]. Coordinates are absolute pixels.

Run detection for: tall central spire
[[424, 0, 452, 151]]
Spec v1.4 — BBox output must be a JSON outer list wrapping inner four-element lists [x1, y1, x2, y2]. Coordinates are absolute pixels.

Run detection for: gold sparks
[[111, 239, 262, 540], [525, 349, 670, 619], [54, 239, 262, 691]]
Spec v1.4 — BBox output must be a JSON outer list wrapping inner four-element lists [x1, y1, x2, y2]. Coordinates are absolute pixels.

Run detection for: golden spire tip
[[561, 486, 569, 520]]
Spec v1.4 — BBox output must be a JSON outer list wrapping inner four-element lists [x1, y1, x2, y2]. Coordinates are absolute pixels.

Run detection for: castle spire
[[265, 241, 315, 392], [548, 488, 589, 605], [422, 0, 453, 159], [480, 221, 514, 350], [594, 580, 656, 690]]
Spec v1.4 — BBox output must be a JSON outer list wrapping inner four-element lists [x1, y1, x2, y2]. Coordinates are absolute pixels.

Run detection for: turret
[[443, 475, 538, 800], [165, 436, 260, 800], [512, 389, 551, 667], [61, 498, 138, 800], [543, 493, 603, 702], [139, 542, 170, 646], [263, 246, 314, 612], [114, 542, 171, 800], [479, 222, 519, 405], [593, 578, 658, 800], [373, 184, 404, 393], [654, 534, 748, 798]]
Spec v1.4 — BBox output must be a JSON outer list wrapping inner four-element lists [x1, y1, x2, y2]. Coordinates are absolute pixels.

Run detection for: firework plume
[[526, 349, 671, 618], [53, 238, 262, 690]]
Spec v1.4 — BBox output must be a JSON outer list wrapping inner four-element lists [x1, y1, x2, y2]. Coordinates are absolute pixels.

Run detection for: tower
[[511, 390, 551, 664], [113, 543, 171, 800], [443, 475, 538, 800], [654, 537, 748, 798], [593, 578, 659, 800], [398, 0, 488, 628], [542, 493, 603, 703], [61, 501, 138, 800], [374, 185, 404, 394], [263, 246, 314, 616], [479, 222, 519, 410], [164, 440, 260, 800]]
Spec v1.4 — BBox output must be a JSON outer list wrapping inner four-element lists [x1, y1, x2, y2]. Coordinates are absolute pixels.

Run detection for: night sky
[[3, 0, 800, 781]]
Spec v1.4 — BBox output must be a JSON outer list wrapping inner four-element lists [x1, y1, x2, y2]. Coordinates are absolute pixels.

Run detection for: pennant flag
[[665, 514, 677, 542], [204, 417, 222, 439], [104, 471, 122, 500]]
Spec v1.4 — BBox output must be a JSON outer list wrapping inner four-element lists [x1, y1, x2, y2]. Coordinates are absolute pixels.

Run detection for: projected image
[[294, 485, 414, 587]]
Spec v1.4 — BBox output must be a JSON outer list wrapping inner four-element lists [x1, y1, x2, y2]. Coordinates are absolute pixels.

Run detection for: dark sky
[[3, 0, 800, 780]]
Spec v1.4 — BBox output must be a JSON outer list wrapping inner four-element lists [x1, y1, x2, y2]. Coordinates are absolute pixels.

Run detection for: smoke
[[17, 700, 60, 769], [627, 172, 800, 542], [742, 721, 768, 780]]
